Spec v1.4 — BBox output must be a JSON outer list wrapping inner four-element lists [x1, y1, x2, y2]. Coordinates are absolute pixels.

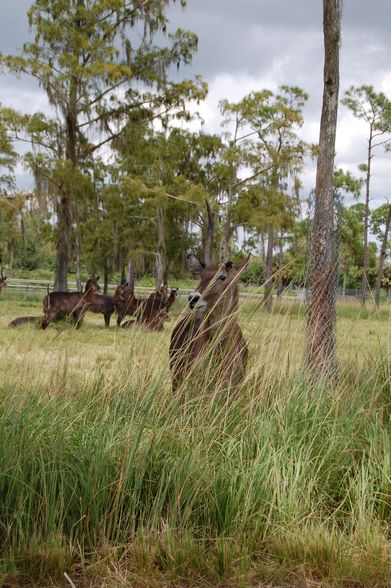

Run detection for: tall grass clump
[[0, 297, 391, 586]]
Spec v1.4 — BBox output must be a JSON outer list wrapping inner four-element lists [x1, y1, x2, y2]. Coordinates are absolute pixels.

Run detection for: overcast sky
[[1, 0, 390, 207]]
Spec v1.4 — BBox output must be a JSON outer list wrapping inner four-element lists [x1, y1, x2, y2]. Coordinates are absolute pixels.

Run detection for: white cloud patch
[[1, 0, 391, 205]]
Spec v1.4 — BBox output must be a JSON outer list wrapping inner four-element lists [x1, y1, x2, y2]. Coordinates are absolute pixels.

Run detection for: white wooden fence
[[3, 277, 305, 301]]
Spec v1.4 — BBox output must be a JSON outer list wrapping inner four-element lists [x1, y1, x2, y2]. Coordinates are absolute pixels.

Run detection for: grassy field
[[1, 291, 391, 587]]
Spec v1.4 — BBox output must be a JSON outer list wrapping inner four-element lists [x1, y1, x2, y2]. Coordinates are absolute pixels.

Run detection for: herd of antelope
[[7, 278, 179, 331], [2, 242, 251, 390], [4, 256, 250, 389]]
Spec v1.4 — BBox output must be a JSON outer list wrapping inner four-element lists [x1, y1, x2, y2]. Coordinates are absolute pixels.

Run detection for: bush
[[239, 258, 265, 285]]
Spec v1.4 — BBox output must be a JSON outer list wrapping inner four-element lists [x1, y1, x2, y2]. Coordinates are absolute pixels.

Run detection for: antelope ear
[[187, 253, 204, 276], [96, 276, 100, 281], [234, 253, 251, 273]]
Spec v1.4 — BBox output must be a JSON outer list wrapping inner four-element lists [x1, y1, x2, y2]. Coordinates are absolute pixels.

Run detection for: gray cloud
[[0, 0, 32, 54], [1, 0, 390, 206]]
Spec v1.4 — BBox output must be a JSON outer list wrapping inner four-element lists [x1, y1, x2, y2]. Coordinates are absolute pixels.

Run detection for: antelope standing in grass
[[113, 283, 137, 326], [89, 294, 115, 327], [170, 198, 250, 391], [138, 286, 168, 320], [41, 277, 100, 329], [169, 253, 250, 392], [114, 283, 178, 328], [134, 285, 178, 327], [9, 316, 40, 327], [122, 309, 171, 332], [0, 268, 7, 293]]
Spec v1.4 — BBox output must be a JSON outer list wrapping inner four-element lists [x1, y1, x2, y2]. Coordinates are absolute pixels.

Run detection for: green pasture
[[0, 291, 391, 587]]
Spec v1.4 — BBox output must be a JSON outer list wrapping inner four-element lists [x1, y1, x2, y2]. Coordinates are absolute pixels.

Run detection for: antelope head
[[187, 253, 250, 325], [84, 276, 101, 295], [113, 281, 133, 303]]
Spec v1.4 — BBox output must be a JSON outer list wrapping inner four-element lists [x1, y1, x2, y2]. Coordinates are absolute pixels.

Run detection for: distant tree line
[[0, 1, 391, 308]]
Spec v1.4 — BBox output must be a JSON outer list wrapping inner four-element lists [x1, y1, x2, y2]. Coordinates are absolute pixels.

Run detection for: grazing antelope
[[138, 287, 168, 320], [113, 283, 138, 326], [0, 268, 7, 293], [41, 277, 101, 329], [133, 285, 178, 327], [114, 283, 177, 328], [122, 309, 171, 332], [89, 294, 115, 327], [169, 254, 250, 392], [9, 316, 40, 327]]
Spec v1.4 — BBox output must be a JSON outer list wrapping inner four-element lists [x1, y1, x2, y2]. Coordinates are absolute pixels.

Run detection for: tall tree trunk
[[75, 241, 82, 292], [55, 192, 72, 291], [263, 224, 274, 311], [204, 199, 214, 266], [112, 218, 118, 273], [374, 203, 391, 308], [219, 184, 233, 263], [259, 233, 266, 265], [127, 258, 135, 293], [342, 269, 347, 296], [155, 253, 164, 290], [276, 232, 284, 298], [306, 0, 341, 375], [20, 214, 26, 255], [119, 248, 125, 284], [75, 211, 82, 292], [103, 259, 109, 295], [54, 39, 81, 290], [155, 207, 167, 288], [8, 242, 14, 270], [361, 132, 373, 306], [55, 102, 78, 291]]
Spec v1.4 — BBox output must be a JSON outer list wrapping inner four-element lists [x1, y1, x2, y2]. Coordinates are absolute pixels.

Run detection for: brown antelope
[[169, 254, 250, 392], [138, 287, 168, 320], [0, 268, 7, 293], [9, 316, 40, 327], [41, 277, 101, 329], [122, 309, 171, 332], [113, 283, 138, 326], [133, 285, 179, 327], [89, 294, 115, 327], [114, 283, 176, 327]]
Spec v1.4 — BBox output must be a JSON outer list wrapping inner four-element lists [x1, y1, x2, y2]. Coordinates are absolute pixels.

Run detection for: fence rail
[[2, 277, 306, 301], [3, 278, 368, 302]]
